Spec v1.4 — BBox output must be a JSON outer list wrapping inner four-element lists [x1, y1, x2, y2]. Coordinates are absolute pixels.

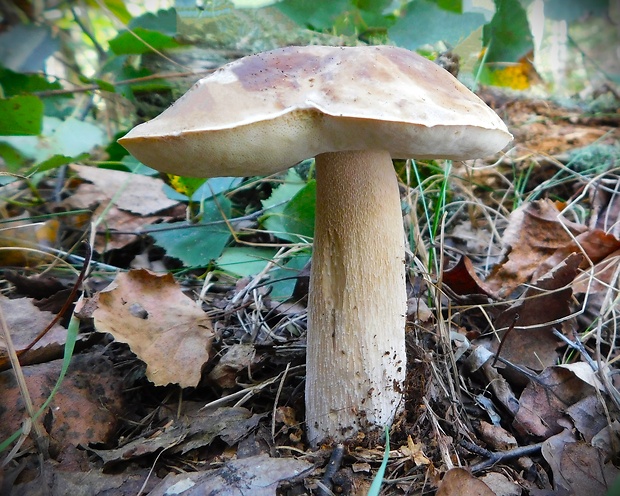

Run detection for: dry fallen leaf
[[0, 295, 68, 370], [542, 429, 620, 495], [513, 366, 596, 438], [147, 454, 312, 496], [436, 468, 495, 496], [486, 199, 586, 295], [92, 269, 213, 387], [70, 164, 178, 215], [0, 352, 123, 455], [491, 253, 582, 371]]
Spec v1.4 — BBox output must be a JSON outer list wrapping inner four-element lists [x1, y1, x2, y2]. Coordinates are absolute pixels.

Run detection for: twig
[[552, 327, 598, 371], [271, 362, 291, 440], [199, 365, 304, 411], [461, 440, 543, 473], [317, 444, 345, 496]]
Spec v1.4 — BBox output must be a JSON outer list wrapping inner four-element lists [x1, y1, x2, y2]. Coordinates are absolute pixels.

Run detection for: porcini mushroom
[[119, 45, 512, 446]]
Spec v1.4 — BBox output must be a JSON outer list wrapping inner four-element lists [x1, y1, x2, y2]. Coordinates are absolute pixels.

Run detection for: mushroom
[[119, 45, 512, 446]]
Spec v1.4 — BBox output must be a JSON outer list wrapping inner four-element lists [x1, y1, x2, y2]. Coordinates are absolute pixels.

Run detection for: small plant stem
[[0, 304, 49, 458]]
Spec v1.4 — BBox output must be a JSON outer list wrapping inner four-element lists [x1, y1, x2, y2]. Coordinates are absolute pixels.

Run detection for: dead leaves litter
[[90, 269, 213, 387]]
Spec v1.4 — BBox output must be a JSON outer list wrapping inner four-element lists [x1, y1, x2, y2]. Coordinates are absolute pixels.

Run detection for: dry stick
[[317, 444, 345, 496], [0, 302, 49, 458], [271, 362, 291, 440], [199, 365, 305, 411], [462, 439, 543, 473]]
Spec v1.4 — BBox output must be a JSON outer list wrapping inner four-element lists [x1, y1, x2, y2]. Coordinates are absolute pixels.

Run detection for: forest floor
[[1, 84, 619, 495]]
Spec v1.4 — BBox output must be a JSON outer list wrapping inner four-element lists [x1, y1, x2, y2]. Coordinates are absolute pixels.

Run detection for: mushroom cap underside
[[119, 45, 513, 178]]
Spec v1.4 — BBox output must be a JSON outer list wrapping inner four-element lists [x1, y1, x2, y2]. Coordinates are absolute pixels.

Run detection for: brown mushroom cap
[[119, 45, 512, 177]]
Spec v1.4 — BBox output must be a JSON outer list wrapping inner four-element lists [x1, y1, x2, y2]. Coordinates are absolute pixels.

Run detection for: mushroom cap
[[119, 45, 512, 178]]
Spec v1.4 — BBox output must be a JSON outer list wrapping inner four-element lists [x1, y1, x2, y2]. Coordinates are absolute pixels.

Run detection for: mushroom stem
[[306, 149, 407, 446]]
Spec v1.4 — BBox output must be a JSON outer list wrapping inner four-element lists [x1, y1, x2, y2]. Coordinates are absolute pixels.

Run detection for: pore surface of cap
[[119, 45, 512, 177]]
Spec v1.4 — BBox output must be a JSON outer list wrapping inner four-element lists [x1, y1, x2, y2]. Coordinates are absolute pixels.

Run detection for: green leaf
[[435, 0, 463, 13], [129, 8, 178, 35], [389, 0, 486, 49], [0, 95, 43, 136], [544, 0, 608, 22], [216, 246, 277, 277], [94, 78, 116, 93], [482, 0, 533, 62], [0, 116, 105, 163], [276, 0, 351, 30], [263, 180, 315, 243], [108, 28, 181, 55], [149, 196, 232, 267], [163, 177, 242, 202], [0, 142, 27, 172], [29, 153, 88, 174], [0, 67, 63, 97], [99, 0, 133, 24], [261, 169, 306, 211], [267, 251, 311, 301]]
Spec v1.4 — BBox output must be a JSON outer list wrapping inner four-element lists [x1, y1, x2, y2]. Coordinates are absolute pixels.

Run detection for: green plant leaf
[[1, 116, 105, 163], [267, 251, 311, 301], [149, 196, 232, 267], [108, 28, 181, 55], [261, 169, 306, 211], [389, 0, 486, 49], [216, 246, 277, 277], [0, 142, 26, 172], [0, 67, 63, 97], [0, 95, 43, 136], [263, 180, 315, 243], [543, 0, 608, 22], [435, 0, 463, 13], [482, 0, 533, 62], [129, 8, 178, 35], [276, 0, 351, 30], [29, 153, 89, 174], [87, 0, 133, 24]]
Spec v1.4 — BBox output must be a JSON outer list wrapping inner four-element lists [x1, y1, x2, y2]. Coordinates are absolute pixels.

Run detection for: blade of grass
[[367, 426, 390, 496]]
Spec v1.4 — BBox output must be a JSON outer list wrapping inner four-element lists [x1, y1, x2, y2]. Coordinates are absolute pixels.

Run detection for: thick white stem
[[306, 150, 407, 446]]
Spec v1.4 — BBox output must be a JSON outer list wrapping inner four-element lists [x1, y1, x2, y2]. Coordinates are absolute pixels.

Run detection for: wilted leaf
[[486, 200, 586, 295], [0, 352, 123, 453], [491, 253, 582, 370], [0, 214, 60, 267], [514, 366, 596, 438], [542, 430, 620, 495], [567, 395, 610, 443], [0, 295, 67, 369], [442, 255, 496, 298], [207, 343, 259, 389], [148, 454, 312, 496], [436, 468, 495, 496], [70, 164, 178, 215], [92, 269, 213, 387], [479, 472, 521, 496], [477, 421, 517, 451]]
